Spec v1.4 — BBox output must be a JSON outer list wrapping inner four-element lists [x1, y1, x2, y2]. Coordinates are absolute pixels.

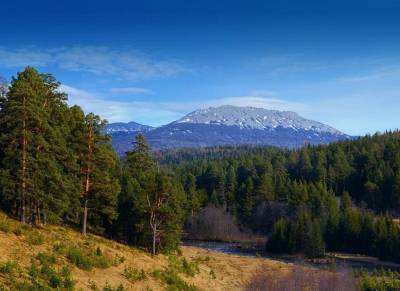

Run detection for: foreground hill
[[106, 106, 349, 155], [0, 213, 289, 291]]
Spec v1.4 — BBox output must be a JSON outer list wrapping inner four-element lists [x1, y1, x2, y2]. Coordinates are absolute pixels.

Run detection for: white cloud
[[0, 46, 188, 80], [260, 54, 328, 74], [0, 48, 52, 67], [337, 66, 400, 82], [109, 87, 154, 95], [60, 84, 306, 126]]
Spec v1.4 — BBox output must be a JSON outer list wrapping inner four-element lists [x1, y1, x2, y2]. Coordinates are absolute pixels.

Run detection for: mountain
[[105, 121, 154, 133], [174, 105, 341, 134], [107, 106, 349, 154], [105, 122, 154, 155]]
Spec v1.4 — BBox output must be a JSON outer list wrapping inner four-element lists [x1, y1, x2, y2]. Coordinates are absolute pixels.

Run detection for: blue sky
[[1, 0, 400, 135]]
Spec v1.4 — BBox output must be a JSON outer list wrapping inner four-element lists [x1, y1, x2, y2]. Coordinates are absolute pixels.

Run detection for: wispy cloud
[[337, 66, 400, 82], [61, 84, 306, 125], [109, 87, 154, 95], [0, 46, 188, 80], [260, 54, 328, 74]]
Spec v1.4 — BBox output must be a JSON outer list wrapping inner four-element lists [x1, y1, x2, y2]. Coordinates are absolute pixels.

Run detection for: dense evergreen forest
[[169, 132, 400, 260], [1, 67, 400, 264]]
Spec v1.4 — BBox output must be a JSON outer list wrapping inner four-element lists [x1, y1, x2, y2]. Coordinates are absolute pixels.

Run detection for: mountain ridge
[[106, 105, 349, 154]]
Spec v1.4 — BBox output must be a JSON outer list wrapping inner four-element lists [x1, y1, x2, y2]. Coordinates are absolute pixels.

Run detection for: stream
[[184, 240, 400, 272]]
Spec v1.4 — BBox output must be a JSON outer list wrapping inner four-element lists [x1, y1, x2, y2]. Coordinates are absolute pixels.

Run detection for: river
[[184, 240, 400, 272]]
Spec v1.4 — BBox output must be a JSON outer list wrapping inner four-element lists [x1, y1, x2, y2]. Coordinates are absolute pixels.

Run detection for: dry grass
[[0, 212, 294, 290]]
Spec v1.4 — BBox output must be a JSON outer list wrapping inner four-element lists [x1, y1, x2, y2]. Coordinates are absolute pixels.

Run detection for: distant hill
[[106, 105, 349, 155], [105, 121, 154, 155]]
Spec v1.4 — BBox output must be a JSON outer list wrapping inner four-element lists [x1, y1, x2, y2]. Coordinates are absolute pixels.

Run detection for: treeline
[[0, 67, 185, 255], [168, 131, 400, 261]]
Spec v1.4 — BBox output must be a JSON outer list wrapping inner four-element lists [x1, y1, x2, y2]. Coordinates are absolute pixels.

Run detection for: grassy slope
[[0, 213, 290, 291]]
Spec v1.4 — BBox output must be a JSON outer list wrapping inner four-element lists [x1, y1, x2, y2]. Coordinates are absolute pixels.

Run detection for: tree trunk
[[21, 95, 27, 224], [82, 198, 88, 235], [152, 223, 157, 256], [82, 118, 93, 235]]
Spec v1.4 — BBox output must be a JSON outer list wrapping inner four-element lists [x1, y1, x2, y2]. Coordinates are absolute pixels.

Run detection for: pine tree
[[75, 112, 120, 234], [121, 135, 186, 254], [305, 220, 325, 258], [0, 67, 73, 224]]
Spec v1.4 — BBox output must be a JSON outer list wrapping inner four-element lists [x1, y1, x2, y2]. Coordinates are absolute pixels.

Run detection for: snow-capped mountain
[[105, 121, 153, 133], [175, 105, 341, 134], [105, 122, 153, 155], [107, 106, 349, 154]]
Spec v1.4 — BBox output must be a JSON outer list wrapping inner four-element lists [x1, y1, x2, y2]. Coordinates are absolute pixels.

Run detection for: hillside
[[0, 213, 289, 291]]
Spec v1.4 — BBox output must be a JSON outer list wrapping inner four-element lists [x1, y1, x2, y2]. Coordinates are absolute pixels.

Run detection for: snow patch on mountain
[[175, 105, 342, 135]]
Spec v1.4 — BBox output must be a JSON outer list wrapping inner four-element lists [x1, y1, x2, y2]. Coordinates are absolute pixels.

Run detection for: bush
[[168, 255, 199, 277], [123, 266, 147, 282], [0, 217, 11, 233], [67, 245, 111, 270], [28, 254, 75, 290], [210, 269, 216, 279], [53, 241, 67, 255], [357, 270, 400, 291], [0, 260, 19, 275], [102, 282, 125, 291], [36, 252, 57, 265], [113, 254, 126, 266], [13, 227, 23, 236], [152, 268, 196, 291], [26, 231, 45, 245]]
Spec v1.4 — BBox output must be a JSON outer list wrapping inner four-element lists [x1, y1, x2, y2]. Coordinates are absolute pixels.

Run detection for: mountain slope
[[107, 106, 349, 153], [105, 122, 154, 155]]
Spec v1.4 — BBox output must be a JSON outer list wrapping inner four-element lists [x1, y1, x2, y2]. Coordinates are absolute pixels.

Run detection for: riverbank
[[184, 239, 400, 272]]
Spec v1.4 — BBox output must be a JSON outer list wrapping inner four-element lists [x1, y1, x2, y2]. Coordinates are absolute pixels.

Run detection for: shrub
[[113, 254, 126, 266], [0, 217, 11, 233], [357, 270, 400, 291], [168, 255, 199, 277], [53, 241, 67, 255], [123, 266, 147, 282], [210, 269, 216, 279], [67, 245, 111, 270], [27, 254, 75, 290], [36, 252, 57, 265], [13, 227, 23, 236], [0, 260, 19, 275], [102, 282, 125, 291], [26, 231, 45, 245], [152, 268, 196, 291]]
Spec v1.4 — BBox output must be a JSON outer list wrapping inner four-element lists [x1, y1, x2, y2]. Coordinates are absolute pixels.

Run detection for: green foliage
[[123, 266, 147, 282], [209, 270, 216, 279], [102, 282, 125, 291], [152, 268, 196, 291], [113, 134, 187, 254], [357, 270, 400, 291], [67, 245, 111, 270], [151, 255, 199, 290], [266, 218, 296, 254], [0, 217, 11, 233], [167, 255, 199, 277], [25, 231, 45, 245], [0, 260, 20, 275]]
